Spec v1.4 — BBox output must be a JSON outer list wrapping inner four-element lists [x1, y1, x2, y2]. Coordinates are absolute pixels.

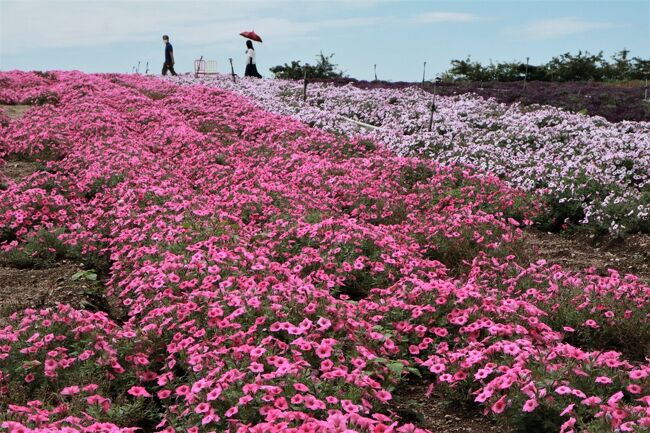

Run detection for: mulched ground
[[392, 380, 506, 433], [0, 261, 116, 320], [0, 104, 31, 120], [1, 160, 41, 180], [527, 229, 650, 284], [0, 105, 42, 181]]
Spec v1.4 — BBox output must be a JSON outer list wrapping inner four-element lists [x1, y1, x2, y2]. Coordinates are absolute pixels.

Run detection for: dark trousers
[[245, 63, 262, 78], [162, 62, 177, 76]]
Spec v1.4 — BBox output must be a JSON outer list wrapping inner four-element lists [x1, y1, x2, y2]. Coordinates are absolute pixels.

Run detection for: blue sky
[[1, 0, 648, 81]]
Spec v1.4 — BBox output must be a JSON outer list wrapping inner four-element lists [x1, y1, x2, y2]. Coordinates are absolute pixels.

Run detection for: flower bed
[[0, 71, 648, 433], [177, 75, 650, 235], [311, 78, 650, 123]]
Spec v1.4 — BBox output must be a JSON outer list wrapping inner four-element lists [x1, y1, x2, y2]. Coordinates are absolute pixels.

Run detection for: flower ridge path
[[0, 71, 648, 433]]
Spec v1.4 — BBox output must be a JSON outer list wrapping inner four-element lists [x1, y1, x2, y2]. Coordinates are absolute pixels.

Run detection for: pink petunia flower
[[127, 386, 152, 398], [522, 399, 538, 412], [491, 395, 507, 414]]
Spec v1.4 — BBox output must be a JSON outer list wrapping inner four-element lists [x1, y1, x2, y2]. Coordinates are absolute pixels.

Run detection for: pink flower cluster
[[178, 74, 650, 234], [0, 71, 648, 433]]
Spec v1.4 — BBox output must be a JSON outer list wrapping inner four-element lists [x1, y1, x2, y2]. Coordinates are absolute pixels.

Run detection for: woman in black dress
[[244, 40, 262, 78]]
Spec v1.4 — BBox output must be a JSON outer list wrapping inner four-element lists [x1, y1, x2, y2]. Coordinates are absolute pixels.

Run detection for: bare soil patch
[[526, 229, 650, 284], [0, 104, 31, 120], [0, 260, 123, 321], [392, 380, 505, 433], [0, 160, 41, 181]]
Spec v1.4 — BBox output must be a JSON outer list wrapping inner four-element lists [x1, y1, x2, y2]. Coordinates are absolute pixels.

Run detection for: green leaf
[[407, 367, 422, 377], [71, 270, 98, 281], [387, 361, 404, 375]]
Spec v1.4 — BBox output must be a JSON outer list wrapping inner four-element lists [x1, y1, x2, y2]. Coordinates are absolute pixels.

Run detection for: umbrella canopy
[[240, 30, 262, 43]]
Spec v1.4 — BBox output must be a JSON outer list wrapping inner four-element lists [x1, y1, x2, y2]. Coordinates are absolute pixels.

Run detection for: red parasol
[[240, 30, 263, 43]]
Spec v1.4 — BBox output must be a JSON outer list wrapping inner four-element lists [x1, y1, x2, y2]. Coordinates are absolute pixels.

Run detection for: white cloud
[[0, 0, 383, 54], [523, 17, 615, 40], [412, 11, 482, 24]]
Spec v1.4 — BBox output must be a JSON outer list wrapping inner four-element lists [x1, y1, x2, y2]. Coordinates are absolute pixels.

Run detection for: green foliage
[[547, 281, 650, 362], [333, 238, 392, 300], [0, 228, 70, 268], [304, 209, 323, 224], [0, 226, 112, 275], [270, 52, 345, 79], [535, 196, 586, 233], [25, 91, 60, 106], [8, 146, 62, 163], [89, 398, 161, 430], [535, 178, 650, 235], [442, 49, 650, 82], [74, 248, 112, 278], [71, 269, 98, 281], [86, 174, 125, 199], [399, 163, 435, 190], [33, 71, 58, 81], [506, 405, 563, 433], [417, 224, 518, 274]]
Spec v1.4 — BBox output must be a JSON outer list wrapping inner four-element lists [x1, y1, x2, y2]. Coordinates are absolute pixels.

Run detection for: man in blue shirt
[[162, 35, 177, 76]]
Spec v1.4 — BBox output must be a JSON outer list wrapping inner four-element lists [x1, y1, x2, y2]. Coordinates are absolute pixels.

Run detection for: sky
[[1, 0, 648, 81]]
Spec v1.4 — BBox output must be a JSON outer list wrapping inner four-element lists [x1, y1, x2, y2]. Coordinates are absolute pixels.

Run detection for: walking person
[[244, 40, 262, 78], [162, 35, 177, 76]]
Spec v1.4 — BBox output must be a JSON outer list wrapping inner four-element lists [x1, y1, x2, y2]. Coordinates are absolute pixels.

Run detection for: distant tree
[[443, 58, 541, 82], [524, 64, 549, 81], [631, 57, 650, 80], [545, 51, 607, 81], [442, 56, 492, 82], [443, 49, 649, 82], [269, 60, 305, 80], [607, 49, 633, 80], [270, 52, 345, 79]]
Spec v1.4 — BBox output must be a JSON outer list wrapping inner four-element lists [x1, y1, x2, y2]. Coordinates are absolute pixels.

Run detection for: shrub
[[270, 52, 345, 79]]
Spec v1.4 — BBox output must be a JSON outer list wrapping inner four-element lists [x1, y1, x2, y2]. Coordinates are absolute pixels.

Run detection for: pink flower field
[[0, 71, 648, 433]]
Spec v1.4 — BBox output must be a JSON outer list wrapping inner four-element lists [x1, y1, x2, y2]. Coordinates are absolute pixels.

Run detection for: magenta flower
[[224, 406, 238, 418], [491, 395, 507, 414], [555, 386, 573, 395], [522, 399, 538, 412], [560, 403, 575, 416], [60, 386, 80, 396], [127, 386, 152, 398]]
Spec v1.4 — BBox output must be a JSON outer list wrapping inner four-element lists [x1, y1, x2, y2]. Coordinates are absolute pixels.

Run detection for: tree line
[[441, 49, 650, 82], [269, 50, 650, 82], [269, 52, 344, 80]]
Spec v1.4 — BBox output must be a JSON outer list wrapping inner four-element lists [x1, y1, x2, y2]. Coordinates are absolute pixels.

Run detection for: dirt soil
[[0, 104, 32, 120], [1, 160, 41, 180], [0, 105, 41, 181], [0, 104, 31, 120], [526, 229, 650, 284], [392, 380, 506, 433], [0, 261, 85, 316], [0, 260, 123, 323]]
